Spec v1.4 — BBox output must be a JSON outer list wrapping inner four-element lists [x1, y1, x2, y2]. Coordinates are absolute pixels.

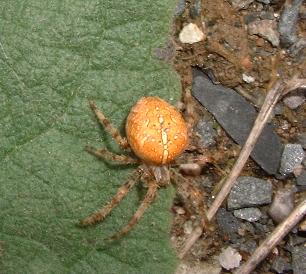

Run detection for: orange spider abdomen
[[126, 97, 188, 165]]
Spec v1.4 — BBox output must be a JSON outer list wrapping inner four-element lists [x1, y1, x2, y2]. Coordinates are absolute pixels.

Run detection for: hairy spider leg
[[89, 100, 129, 150], [79, 167, 142, 226], [110, 182, 158, 240], [183, 88, 197, 135], [85, 145, 138, 165], [171, 169, 210, 230]]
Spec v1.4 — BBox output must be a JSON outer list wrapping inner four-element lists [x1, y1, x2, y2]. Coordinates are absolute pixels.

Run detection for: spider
[[79, 94, 210, 240]]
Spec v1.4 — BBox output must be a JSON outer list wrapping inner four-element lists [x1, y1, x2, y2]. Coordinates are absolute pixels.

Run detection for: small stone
[[183, 220, 193, 235], [227, 177, 272, 210], [279, 144, 305, 175], [283, 94, 305, 109], [179, 163, 202, 176], [174, 0, 186, 17], [268, 187, 295, 223], [292, 244, 306, 274], [195, 118, 217, 148], [297, 133, 306, 149], [279, 0, 304, 47], [230, 0, 254, 10], [173, 206, 185, 215], [242, 74, 255, 83], [297, 170, 306, 186], [179, 23, 204, 44], [190, 0, 202, 19], [216, 208, 240, 239], [273, 103, 284, 115], [271, 257, 292, 274], [248, 19, 280, 46], [233, 208, 262, 222], [219, 246, 242, 270]]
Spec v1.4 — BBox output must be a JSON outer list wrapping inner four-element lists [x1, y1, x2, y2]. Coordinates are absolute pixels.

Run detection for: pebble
[[179, 163, 202, 176], [174, 0, 186, 17], [297, 133, 306, 149], [233, 208, 262, 222], [296, 170, 306, 186], [227, 177, 272, 210], [292, 244, 306, 274], [195, 118, 217, 148], [190, 0, 202, 19], [179, 23, 205, 44], [234, 240, 257, 254], [218, 246, 242, 270], [271, 257, 292, 274], [268, 187, 295, 223], [175, 261, 221, 274], [230, 0, 254, 10], [279, 0, 304, 47], [216, 208, 240, 239], [283, 94, 305, 109], [192, 69, 283, 175], [183, 220, 194, 235], [279, 144, 305, 175], [242, 73, 255, 83], [248, 19, 280, 46]]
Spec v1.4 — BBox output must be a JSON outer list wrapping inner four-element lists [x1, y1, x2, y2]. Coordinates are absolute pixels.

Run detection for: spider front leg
[[89, 100, 129, 151], [79, 167, 142, 226], [85, 145, 138, 165], [109, 182, 158, 240]]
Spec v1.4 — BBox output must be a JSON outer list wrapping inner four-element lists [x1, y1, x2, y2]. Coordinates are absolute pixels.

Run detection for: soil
[[163, 0, 306, 273]]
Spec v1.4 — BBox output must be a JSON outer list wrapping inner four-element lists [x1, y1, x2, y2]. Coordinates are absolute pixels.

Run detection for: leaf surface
[[0, 1, 179, 273]]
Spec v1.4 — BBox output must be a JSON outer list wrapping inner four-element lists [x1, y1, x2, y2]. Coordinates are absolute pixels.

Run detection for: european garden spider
[[79, 95, 209, 240]]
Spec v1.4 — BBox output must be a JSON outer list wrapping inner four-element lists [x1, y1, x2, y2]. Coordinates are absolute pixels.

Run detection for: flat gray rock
[[227, 176, 272, 210], [192, 69, 283, 174], [279, 144, 305, 175], [292, 244, 306, 274], [233, 207, 262, 222]]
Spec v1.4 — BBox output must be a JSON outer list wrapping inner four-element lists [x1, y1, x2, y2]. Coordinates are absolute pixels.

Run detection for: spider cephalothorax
[[79, 96, 207, 240]]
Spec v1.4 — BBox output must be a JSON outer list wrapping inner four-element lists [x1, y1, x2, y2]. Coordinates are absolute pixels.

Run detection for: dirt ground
[[164, 0, 306, 273]]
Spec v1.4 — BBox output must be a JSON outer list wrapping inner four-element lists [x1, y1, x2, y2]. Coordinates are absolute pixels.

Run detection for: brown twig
[[235, 199, 306, 274]]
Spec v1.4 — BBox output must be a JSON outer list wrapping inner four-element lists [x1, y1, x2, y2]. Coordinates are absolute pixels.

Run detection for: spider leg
[[183, 88, 196, 135], [85, 145, 138, 165], [109, 182, 158, 240], [171, 169, 210, 230], [89, 100, 129, 151], [79, 167, 142, 226]]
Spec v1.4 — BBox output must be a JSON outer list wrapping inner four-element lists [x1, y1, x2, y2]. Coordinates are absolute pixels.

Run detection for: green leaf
[[0, 1, 180, 273]]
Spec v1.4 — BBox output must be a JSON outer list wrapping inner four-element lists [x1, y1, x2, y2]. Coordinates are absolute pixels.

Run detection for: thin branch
[[235, 199, 306, 274]]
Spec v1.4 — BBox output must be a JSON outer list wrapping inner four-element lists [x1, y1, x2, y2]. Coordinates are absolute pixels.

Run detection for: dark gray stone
[[297, 170, 306, 186], [190, 0, 202, 19], [236, 240, 257, 254], [233, 208, 262, 222], [192, 69, 283, 174], [195, 118, 217, 148], [216, 208, 240, 239], [279, 0, 304, 47], [174, 0, 186, 17], [227, 176, 272, 210], [292, 244, 306, 274], [279, 144, 305, 175], [297, 133, 306, 149], [271, 257, 292, 273]]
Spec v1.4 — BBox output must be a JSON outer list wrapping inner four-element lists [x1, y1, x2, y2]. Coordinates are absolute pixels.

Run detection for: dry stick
[[179, 80, 285, 259], [235, 199, 306, 274]]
